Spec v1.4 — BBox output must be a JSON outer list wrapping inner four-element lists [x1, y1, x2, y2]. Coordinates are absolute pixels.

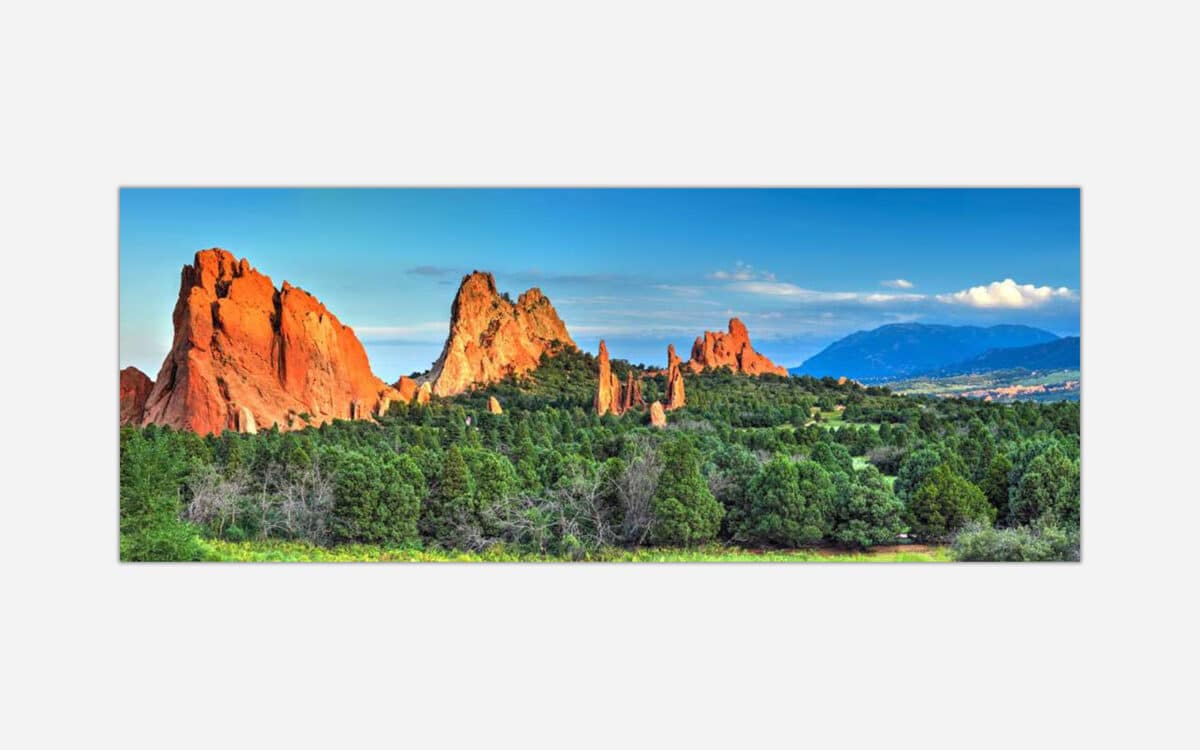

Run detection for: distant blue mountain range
[[789, 323, 1065, 382], [924, 336, 1080, 377]]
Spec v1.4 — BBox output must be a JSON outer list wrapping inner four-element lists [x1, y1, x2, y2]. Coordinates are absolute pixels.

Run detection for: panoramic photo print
[[119, 188, 1081, 562]]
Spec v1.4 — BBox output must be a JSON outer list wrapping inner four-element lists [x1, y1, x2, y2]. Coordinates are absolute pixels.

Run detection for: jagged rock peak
[[140, 248, 401, 435], [426, 270, 576, 397], [687, 317, 787, 376]]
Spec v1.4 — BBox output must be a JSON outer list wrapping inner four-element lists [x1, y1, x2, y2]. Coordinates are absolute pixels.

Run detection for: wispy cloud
[[936, 279, 1077, 309], [881, 278, 914, 289], [356, 321, 449, 340], [729, 280, 925, 304], [509, 269, 633, 285], [707, 261, 776, 282], [652, 284, 707, 297], [569, 323, 707, 336], [407, 265, 458, 277]]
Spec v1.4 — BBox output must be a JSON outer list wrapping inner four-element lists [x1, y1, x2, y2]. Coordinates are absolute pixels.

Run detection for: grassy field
[[200, 539, 951, 562]]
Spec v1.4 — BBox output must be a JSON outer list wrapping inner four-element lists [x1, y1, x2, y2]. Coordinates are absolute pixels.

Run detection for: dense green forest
[[120, 349, 1080, 562]]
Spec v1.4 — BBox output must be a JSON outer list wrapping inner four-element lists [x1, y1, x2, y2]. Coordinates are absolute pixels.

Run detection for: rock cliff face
[[120, 367, 154, 425], [594, 340, 623, 416], [687, 318, 787, 376], [665, 344, 687, 410], [140, 249, 403, 435], [425, 271, 575, 397]]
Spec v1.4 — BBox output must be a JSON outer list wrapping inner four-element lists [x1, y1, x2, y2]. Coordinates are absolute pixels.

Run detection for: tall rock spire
[[594, 340, 623, 416], [620, 369, 645, 413], [665, 344, 686, 411]]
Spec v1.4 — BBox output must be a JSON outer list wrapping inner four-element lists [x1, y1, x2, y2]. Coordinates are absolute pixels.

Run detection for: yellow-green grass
[[199, 539, 950, 563]]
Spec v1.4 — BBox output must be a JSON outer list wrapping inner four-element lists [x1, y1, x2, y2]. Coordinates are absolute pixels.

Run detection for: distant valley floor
[[888, 369, 1080, 403]]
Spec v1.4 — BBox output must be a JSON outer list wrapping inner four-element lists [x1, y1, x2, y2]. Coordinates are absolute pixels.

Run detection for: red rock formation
[[686, 318, 787, 376], [487, 396, 503, 414], [120, 367, 154, 425], [415, 382, 432, 405], [594, 340, 623, 416], [620, 370, 645, 413], [393, 376, 419, 402], [649, 401, 667, 428], [140, 249, 402, 435], [425, 271, 575, 396], [665, 344, 686, 411]]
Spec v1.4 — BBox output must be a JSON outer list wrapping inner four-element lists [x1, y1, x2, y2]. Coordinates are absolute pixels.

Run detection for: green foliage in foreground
[[119, 431, 205, 561], [649, 439, 724, 545], [201, 539, 952, 563], [119, 348, 1080, 562], [951, 522, 1080, 562]]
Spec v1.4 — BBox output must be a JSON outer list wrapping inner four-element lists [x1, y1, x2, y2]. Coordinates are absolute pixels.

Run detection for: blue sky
[[120, 188, 1080, 378]]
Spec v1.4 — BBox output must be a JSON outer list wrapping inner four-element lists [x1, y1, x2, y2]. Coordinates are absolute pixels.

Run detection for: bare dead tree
[[707, 471, 736, 505], [482, 495, 554, 554], [554, 461, 617, 549], [277, 457, 335, 545], [614, 435, 662, 546], [186, 466, 248, 536], [251, 465, 287, 540], [450, 515, 491, 552]]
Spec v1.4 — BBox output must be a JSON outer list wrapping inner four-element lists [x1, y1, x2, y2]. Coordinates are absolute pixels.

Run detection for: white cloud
[[651, 284, 706, 297], [707, 261, 776, 282], [861, 292, 925, 303], [729, 281, 924, 304], [729, 281, 854, 300], [936, 279, 1077, 309], [356, 321, 449, 339], [881, 278, 914, 289]]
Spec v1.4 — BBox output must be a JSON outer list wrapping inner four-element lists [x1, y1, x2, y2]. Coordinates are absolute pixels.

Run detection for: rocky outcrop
[[425, 271, 575, 396], [382, 376, 435, 412], [596, 343, 654, 418], [665, 344, 686, 411], [120, 367, 154, 425], [594, 340, 623, 416], [415, 382, 432, 405], [649, 401, 667, 428], [487, 396, 503, 414], [393, 376, 419, 402], [620, 370, 644, 413], [686, 318, 787, 376], [140, 249, 403, 435]]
